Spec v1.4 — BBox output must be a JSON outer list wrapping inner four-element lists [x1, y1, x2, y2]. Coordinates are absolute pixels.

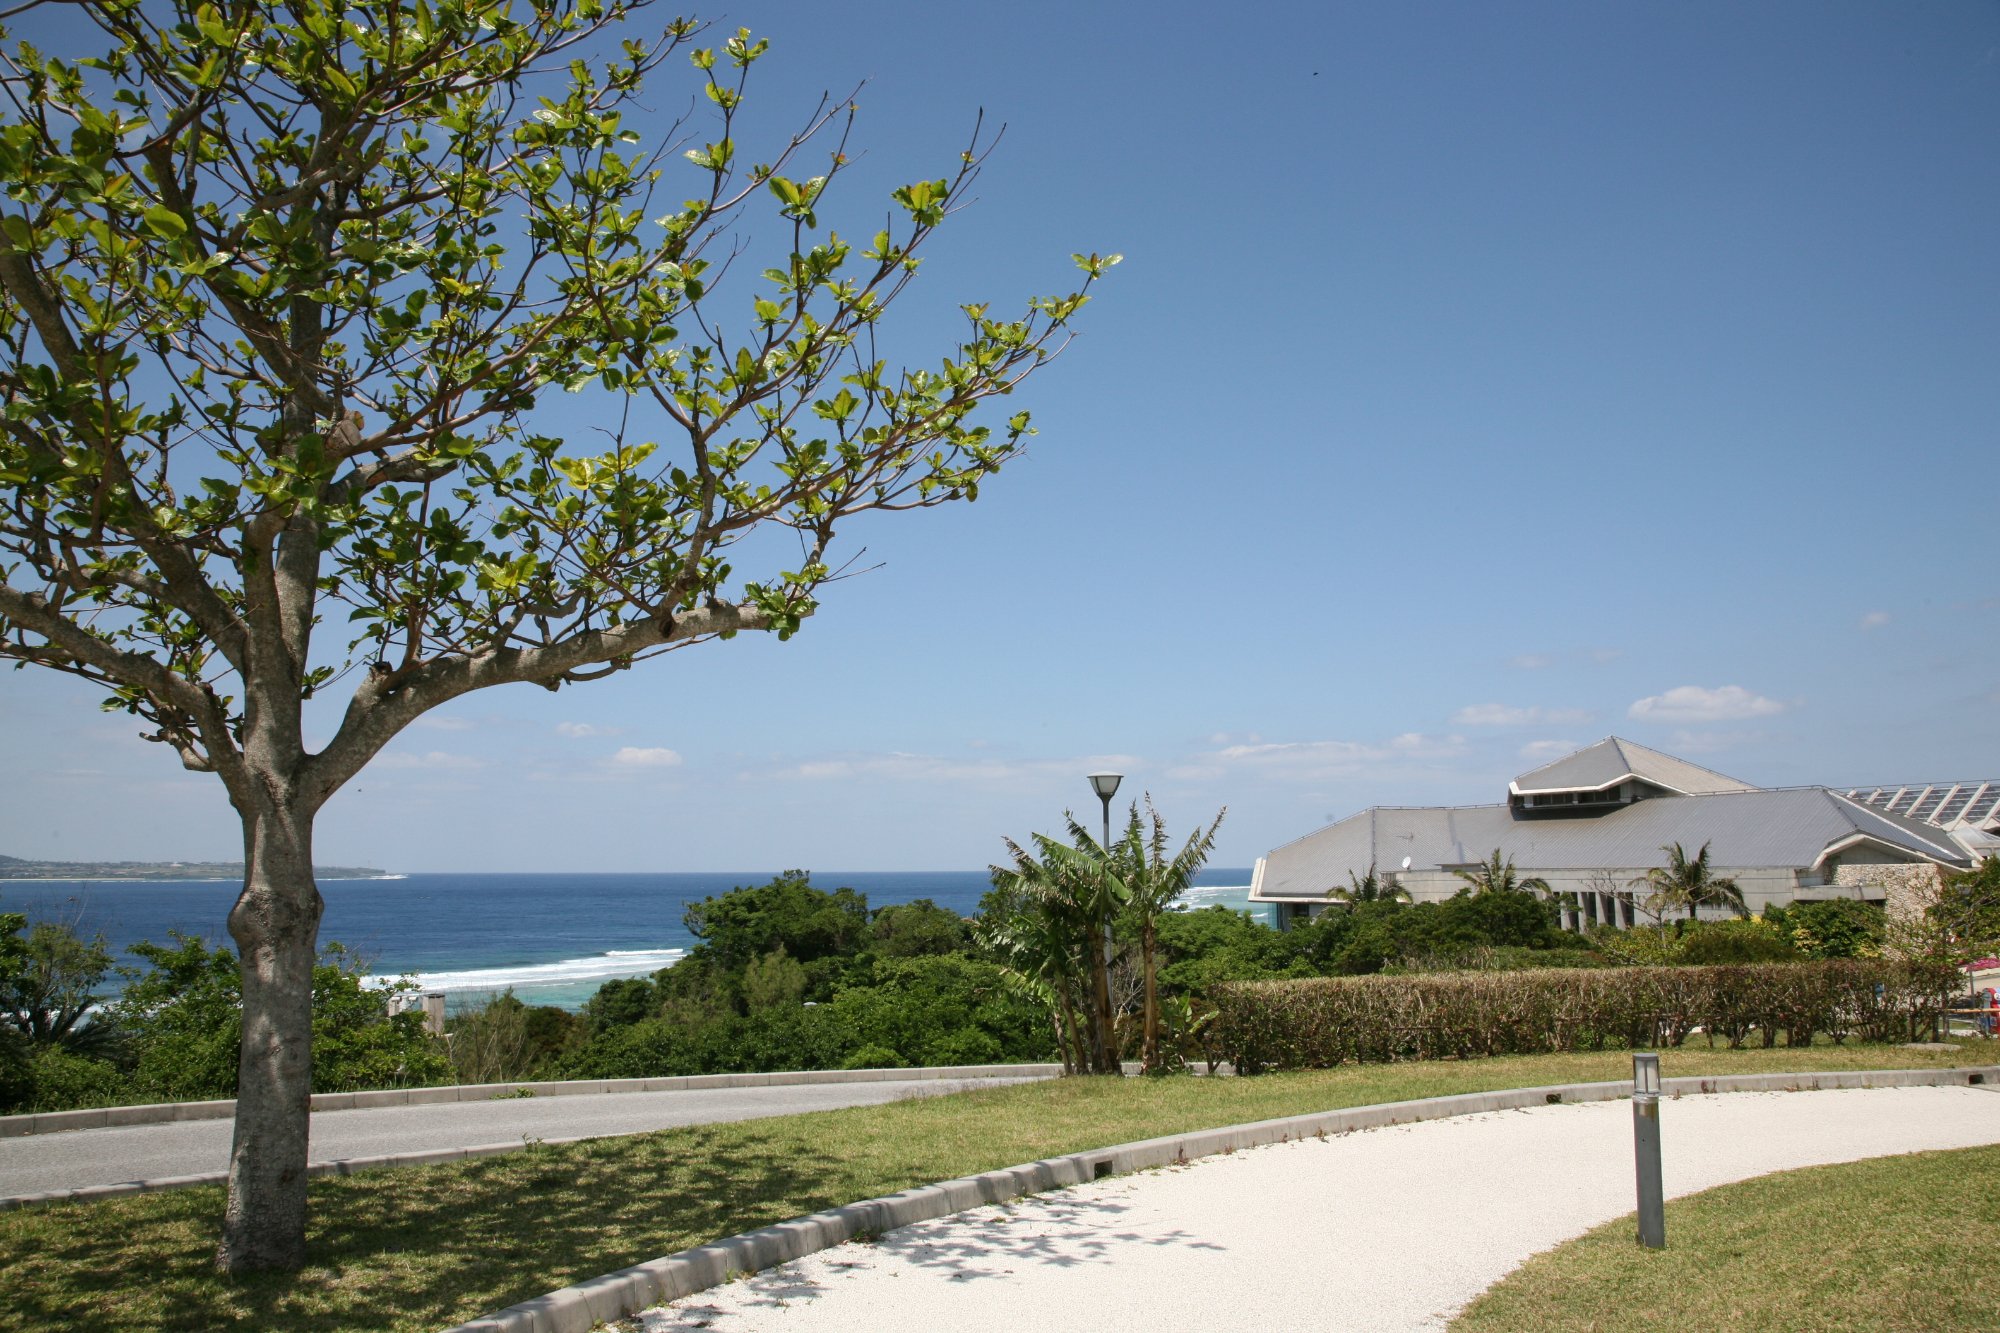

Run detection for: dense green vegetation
[[4, 852, 1994, 1111], [1213, 959, 1959, 1073]]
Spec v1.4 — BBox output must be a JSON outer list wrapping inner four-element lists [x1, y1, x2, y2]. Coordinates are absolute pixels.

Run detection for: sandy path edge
[[444, 1065, 1999, 1333]]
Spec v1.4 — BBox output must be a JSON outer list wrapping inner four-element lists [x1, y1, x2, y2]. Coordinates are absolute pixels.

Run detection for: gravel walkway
[[639, 1084, 2000, 1332]]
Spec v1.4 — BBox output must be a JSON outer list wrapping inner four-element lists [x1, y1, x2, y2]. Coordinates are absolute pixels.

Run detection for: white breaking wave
[[1174, 884, 1251, 903], [366, 946, 685, 994]]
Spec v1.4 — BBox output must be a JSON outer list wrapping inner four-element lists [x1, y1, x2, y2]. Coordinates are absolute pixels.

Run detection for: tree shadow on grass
[[2, 1116, 945, 1333]]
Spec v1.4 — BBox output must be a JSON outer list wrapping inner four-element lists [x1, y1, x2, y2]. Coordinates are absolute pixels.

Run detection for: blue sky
[[1, 1, 1995, 874]]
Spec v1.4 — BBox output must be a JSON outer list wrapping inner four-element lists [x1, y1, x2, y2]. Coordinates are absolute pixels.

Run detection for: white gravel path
[[637, 1084, 2000, 1333]]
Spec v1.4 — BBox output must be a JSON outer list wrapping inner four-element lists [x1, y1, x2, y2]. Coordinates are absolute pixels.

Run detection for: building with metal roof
[[1249, 737, 1976, 929]]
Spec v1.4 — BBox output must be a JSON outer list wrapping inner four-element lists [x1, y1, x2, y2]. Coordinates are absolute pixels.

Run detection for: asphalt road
[[0, 1077, 1045, 1199]]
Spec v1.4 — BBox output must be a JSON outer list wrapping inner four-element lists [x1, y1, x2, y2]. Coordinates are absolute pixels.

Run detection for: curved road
[[0, 1076, 1043, 1200], [643, 1084, 2000, 1332]]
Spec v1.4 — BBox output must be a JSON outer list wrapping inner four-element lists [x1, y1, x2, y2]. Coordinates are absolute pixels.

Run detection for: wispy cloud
[[610, 746, 682, 768], [1666, 728, 1762, 756], [557, 721, 622, 738], [773, 751, 1143, 788], [1859, 610, 1891, 630], [1519, 739, 1580, 764], [1452, 703, 1592, 728], [1628, 685, 1785, 723], [1207, 732, 1464, 779], [412, 715, 477, 732], [1509, 654, 1554, 670], [376, 750, 485, 771]]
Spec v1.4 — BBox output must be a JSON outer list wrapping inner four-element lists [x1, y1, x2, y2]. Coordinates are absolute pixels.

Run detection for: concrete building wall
[[1265, 863, 1933, 931]]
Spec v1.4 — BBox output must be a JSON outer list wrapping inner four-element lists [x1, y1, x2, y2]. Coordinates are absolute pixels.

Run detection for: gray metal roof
[[1256, 787, 1968, 901], [1510, 737, 1757, 796]]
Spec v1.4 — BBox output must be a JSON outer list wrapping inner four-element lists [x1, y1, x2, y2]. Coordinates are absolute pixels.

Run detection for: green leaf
[[141, 206, 187, 240]]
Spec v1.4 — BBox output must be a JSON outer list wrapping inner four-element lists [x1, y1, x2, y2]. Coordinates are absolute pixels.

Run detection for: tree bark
[[1086, 924, 1116, 1074], [216, 796, 324, 1274], [1141, 922, 1159, 1073]]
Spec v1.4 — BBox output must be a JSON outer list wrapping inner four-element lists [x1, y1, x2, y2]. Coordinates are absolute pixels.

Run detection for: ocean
[[2, 870, 1264, 1011]]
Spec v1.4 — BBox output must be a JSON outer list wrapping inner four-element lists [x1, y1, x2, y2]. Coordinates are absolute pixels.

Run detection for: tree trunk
[[1056, 985, 1086, 1076], [216, 798, 324, 1274], [1086, 923, 1116, 1074], [1141, 921, 1159, 1074]]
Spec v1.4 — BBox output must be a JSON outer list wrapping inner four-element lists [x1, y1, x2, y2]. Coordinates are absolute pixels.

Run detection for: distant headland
[[0, 853, 387, 881]]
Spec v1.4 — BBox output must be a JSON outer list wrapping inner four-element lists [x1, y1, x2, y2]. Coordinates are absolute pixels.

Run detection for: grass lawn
[[2, 1042, 1992, 1332], [1452, 1143, 2000, 1331]]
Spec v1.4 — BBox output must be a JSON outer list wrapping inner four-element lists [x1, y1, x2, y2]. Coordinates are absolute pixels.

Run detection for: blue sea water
[[2, 869, 1263, 1010]]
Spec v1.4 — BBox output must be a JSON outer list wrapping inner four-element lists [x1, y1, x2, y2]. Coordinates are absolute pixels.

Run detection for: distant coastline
[[0, 853, 387, 882]]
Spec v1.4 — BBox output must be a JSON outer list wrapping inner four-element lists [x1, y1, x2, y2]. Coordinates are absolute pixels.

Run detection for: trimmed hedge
[[1213, 960, 1961, 1074]]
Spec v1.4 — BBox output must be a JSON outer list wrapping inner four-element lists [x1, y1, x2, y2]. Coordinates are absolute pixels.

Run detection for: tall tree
[[1631, 841, 1746, 932], [0, 0, 1110, 1270], [1112, 797, 1222, 1074]]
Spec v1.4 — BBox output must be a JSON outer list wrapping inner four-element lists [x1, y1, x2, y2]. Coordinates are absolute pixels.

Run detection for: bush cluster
[[447, 876, 1053, 1083], [1213, 958, 1962, 1074]]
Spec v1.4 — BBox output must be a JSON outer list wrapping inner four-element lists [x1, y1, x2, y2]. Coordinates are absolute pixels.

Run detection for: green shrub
[[0, 1026, 31, 1111], [1767, 899, 1885, 960], [105, 933, 449, 1102], [1212, 959, 1960, 1074], [839, 1044, 906, 1070], [21, 1046, 125, 1112], [1677, 918, 1798, 965]]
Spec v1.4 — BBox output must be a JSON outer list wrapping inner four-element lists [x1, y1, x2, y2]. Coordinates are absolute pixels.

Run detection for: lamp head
[[1633, 1051, 1661, 1096], [1087, 772, 1123, 801]]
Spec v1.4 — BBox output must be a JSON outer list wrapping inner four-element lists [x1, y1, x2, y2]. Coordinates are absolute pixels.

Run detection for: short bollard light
[[1632, 1052, 1666, 1249]]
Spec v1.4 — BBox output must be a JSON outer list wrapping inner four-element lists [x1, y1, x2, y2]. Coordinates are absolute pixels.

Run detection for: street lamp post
[[1087, 772, 1122, 851], [1632, 1051, 1666, 1249]]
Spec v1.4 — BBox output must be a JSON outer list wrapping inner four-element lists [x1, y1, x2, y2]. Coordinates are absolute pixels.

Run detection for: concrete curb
[[0, 1063, 1074, 1140], [446, 1064, 2000, 1333]]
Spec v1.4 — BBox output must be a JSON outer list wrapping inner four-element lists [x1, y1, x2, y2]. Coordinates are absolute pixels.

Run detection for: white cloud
[[774, 751, 1143, 788], [1208, 732, 1463, 779], [1859, 610, 1891, 630], [1452, 704, 1592, 728], [557, 721, 621, 738], [1627, 685, 1785, 723], [1666, 728, 1756, 755], [1519, 739, 1579, 764], [610, 746, 683, 768], [376, 750, 485, 771]]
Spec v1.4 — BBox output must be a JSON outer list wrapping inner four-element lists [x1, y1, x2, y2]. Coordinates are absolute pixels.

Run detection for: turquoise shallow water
[[4, 869, 1265, 1010]]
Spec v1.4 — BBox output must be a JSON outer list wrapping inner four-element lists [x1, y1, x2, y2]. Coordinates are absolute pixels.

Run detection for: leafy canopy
[[0, 0, 1114, 791]]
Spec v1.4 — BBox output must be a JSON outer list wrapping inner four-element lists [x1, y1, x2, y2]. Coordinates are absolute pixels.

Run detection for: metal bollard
[[1632, 1051, 1665, 1248]]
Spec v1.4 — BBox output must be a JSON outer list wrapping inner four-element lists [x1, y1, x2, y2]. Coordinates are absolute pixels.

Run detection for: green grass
[[1452, 1143, 2000, 1331], [1, 1042, 1991, 1332]]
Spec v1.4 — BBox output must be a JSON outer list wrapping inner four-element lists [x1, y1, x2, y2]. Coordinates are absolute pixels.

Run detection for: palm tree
[[979, 898, 1088, 1074], [1325, 863, 1412, 906], [1630, 841, 1746, 933], [989, 816, 1128, 1074], [1114, 798, 1224, 1074], [1452, 849, 1550, 896]]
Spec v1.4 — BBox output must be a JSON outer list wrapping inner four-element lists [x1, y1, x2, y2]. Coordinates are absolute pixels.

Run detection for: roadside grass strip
[[0, 1043, 1989, 1333], [1452, 1142, 2000, 1332]]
